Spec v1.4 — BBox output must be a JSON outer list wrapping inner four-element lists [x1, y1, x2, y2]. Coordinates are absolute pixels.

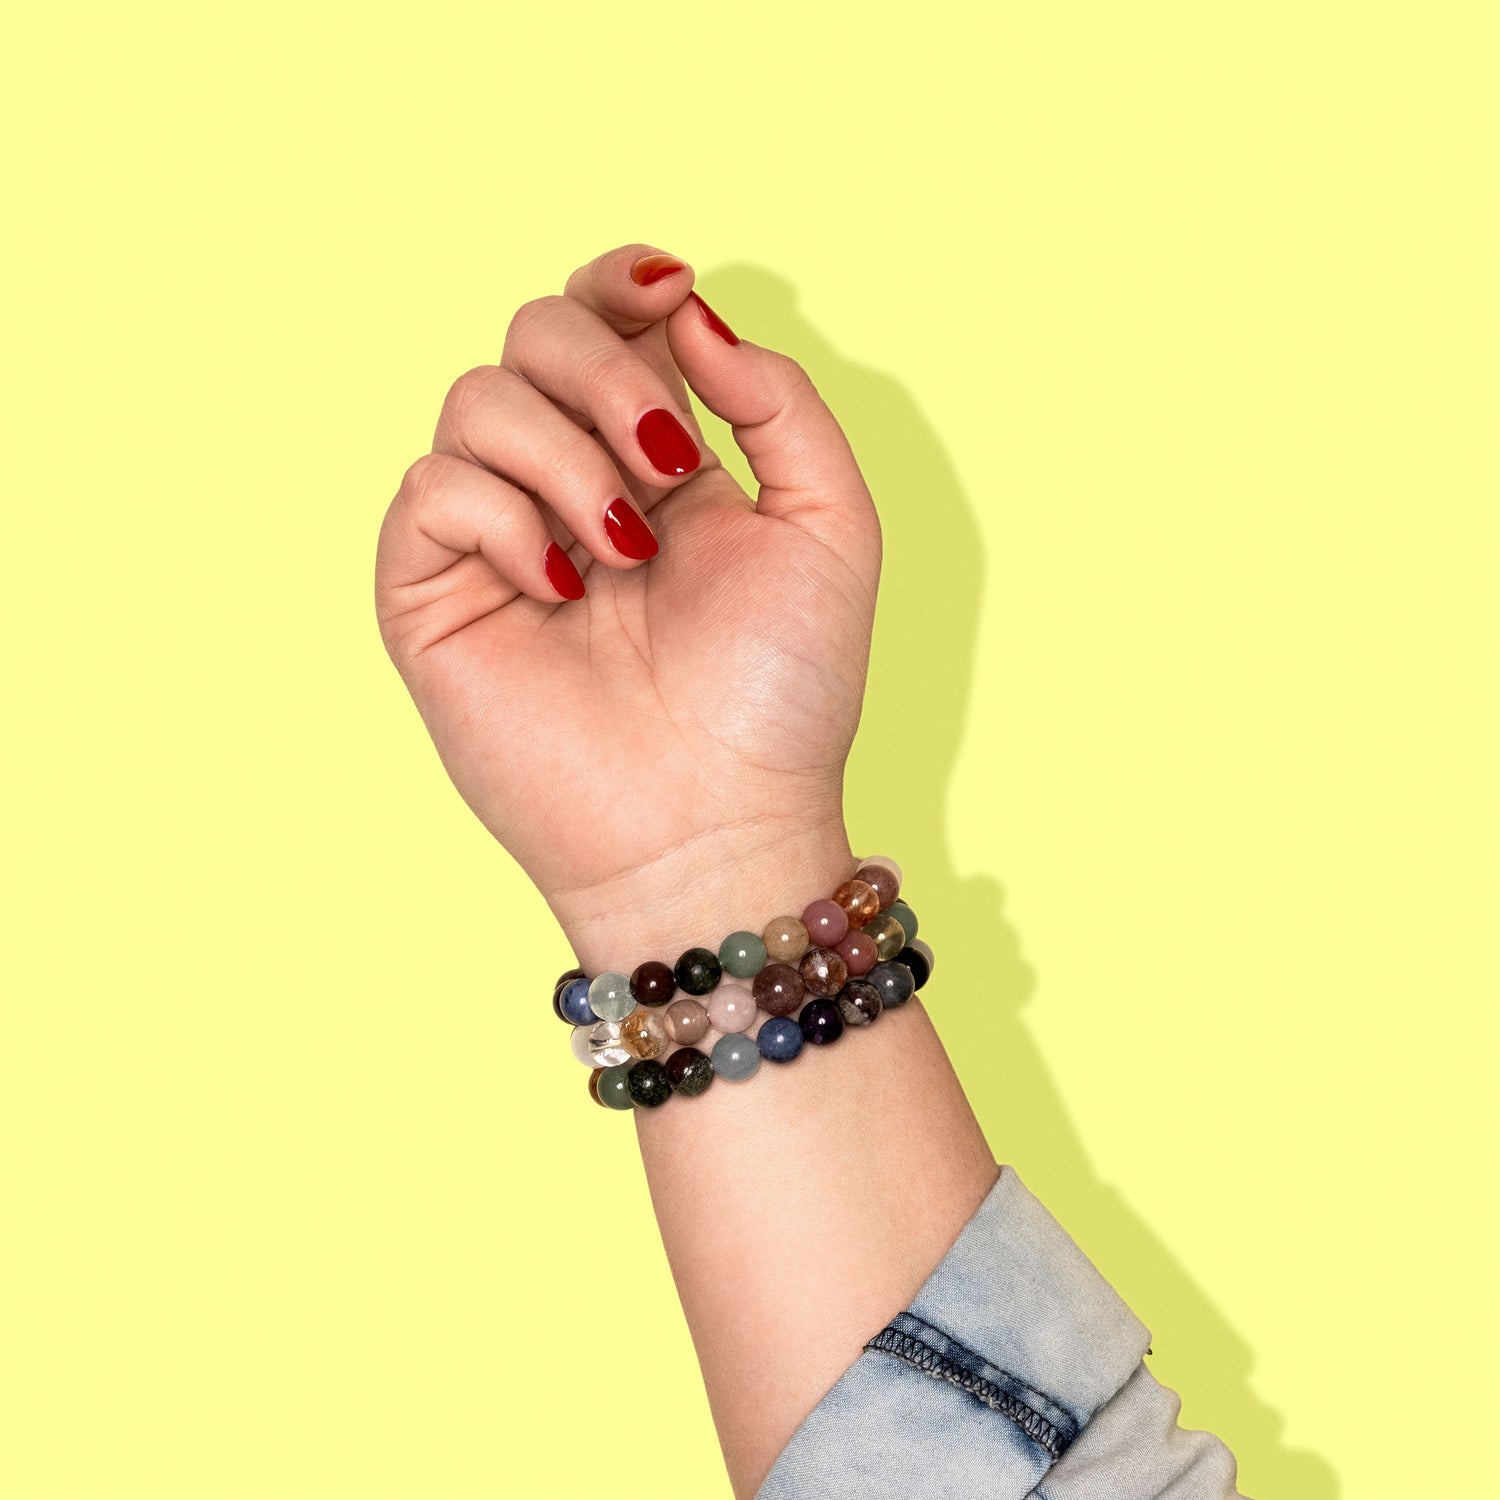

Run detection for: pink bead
[[706, 982, 757, 1034], [802, 898, 849, 947], [836, 930, 879, 976]]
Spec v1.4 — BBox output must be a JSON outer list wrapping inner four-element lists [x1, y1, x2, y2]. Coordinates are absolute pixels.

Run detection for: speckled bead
[[837, 980, 884, 1027], [799, 997, 845, 1046], [885, 900, 918, 945], [625, 1059, 671, 1108], [799, 946, 849, 999], [664, 1046, 714, 1097], [801, 899, 849, 949], [674, 947, 722, 995], [619, 1007, 669, 1060], [712, 1032, 762, 1082], [630, 960, 677, 1007], [598, 1062, 636, 1111], [897, 942, 933, 990], [719, 931, 768, 979], [854, 863, 900, 910], [588, 971, 636, 1023], [556, 975, 596, 1026], [572, 1019, 633, 1068], [762, 915, 810, 965], [664, 997, 711, 1045], [868, 960, 916, 1008], [863, 912, 908, 962], [753, 962, 805, 1017], [706, 981, 758, 1034], [757, 1015, 804, 1063], [831, 878, 881, 927], [835, 929, 879, 977], [858, 854, 903, 890]]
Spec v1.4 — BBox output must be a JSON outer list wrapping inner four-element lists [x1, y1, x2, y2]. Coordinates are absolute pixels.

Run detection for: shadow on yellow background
[[702, 264, 1340, 1498]]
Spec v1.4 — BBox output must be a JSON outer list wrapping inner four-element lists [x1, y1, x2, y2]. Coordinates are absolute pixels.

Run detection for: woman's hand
[[375, 245, 882, 970]]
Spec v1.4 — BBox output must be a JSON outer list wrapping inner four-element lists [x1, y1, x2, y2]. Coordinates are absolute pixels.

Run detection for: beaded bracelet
[[550, 856, 935, 1111]]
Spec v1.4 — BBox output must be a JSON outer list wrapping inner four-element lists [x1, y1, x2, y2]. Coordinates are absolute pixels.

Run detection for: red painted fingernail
[[630, 254, 686, 286], [689, 291, 740, 346], [604, 498, 659, 560], [636, 409, 700, 476], [544, 543, 586, 599]]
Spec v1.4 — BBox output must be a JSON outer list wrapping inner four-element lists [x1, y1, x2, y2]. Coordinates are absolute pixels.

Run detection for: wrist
[[549, 810, 857, 976]]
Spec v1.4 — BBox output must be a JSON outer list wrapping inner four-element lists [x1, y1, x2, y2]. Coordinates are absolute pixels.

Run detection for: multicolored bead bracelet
[[551, 856, 935, 1111]]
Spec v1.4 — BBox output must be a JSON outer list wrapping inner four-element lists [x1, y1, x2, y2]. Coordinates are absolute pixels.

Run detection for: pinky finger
[[377, 452, 586, 611]]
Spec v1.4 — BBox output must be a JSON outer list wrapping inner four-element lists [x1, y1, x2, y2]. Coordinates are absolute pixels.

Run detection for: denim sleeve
[[755, 1165, 1246, 1499]]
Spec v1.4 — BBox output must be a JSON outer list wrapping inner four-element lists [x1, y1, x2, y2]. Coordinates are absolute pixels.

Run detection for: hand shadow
[[693, 265, 1340, 1500]]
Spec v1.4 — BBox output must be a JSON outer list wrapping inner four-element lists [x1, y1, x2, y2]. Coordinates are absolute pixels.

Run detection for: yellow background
[[4, 5, 1495, 1496]]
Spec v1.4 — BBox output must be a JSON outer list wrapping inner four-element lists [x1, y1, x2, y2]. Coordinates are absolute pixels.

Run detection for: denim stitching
[[865, 1324, 1067, 1461]]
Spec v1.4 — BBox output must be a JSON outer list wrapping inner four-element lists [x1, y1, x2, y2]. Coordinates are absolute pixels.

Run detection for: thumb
[[663, 290, 882, 566]]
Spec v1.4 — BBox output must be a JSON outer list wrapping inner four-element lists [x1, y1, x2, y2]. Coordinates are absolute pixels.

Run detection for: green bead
[[598, 1062, 636, 1111], [885, 900, 918, 945], [719, 930, 768, 979]]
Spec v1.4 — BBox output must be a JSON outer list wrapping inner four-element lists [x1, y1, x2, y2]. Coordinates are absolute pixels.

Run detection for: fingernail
[[630, 254, 686, 286], [544, 543, 586, 599], [689, 290, 740, 346], [604, 498, 659, 560], [637, 409, 700, 476]]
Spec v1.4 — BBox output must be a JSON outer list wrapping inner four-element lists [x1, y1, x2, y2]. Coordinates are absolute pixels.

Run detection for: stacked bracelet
[[551, 855, 935, 1111]]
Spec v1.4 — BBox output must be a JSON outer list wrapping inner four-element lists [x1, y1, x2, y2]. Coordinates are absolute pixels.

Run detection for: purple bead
[[799, 997, 845, 1045]]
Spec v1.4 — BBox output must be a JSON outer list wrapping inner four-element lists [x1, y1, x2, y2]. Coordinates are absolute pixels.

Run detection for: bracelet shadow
[[695, 265, 1340, 1500]]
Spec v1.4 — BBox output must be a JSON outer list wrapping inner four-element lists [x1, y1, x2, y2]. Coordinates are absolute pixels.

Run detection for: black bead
[[674, 946, 723, 995], [895, 946, 931, 990], [664, 1046, 714, 1097], [553, 966, 585, 997], [799, 997, 845, 1046], [625, 1059, 671, 1108]]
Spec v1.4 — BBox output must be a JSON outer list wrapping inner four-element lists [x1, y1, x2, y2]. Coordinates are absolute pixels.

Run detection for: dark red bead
[[631, 960, 677, 1007]]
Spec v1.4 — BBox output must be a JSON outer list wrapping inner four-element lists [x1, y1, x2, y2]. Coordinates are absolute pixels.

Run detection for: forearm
[[555, 819, 998, 1498]]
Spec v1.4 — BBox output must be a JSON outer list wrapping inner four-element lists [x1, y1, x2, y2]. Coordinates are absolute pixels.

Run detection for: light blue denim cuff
[[757, 1164, 1153, 1498]]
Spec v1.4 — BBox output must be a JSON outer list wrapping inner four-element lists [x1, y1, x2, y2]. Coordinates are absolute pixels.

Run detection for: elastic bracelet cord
[[549, 855, 934, 1111]]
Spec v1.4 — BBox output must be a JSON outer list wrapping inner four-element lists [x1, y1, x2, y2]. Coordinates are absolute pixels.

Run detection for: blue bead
[[799, 997, 845, 1045], [556, 975, 595, 1025], [869, 960, 916, 1008], [757, 1015, 804, 1063], [711, 1033, 762, 1082]]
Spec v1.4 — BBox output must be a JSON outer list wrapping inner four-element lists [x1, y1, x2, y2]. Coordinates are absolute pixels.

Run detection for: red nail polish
[[636, 409, 700, 476], [689, 290, 740, 346], [604, 498, 659, 560], [544, 542, 586, 599], [630, 254, 686, 286]]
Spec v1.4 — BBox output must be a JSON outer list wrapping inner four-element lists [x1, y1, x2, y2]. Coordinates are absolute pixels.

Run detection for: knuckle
[[504, 294, 569, 353], [572, 343, 636, 405], [440, 364, 504, 430], [400, 452, 460, 518]]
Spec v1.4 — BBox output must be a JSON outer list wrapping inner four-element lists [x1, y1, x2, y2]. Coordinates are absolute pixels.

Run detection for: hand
[[375, 245, 883, 970]]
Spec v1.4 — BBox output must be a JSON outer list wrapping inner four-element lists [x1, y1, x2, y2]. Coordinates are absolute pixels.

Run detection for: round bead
[[706, 981, 757, 1034], [859, 854, 903, 888], [674, 947, 723, 995], [554, 965, 585, 996], [897, 943, 933, 990], [835, 929, 878, 977], [630, 960, 677, 1007], [572, 1019, 633, 1068], [712, 1032, 762, 1082], [854, 863, 900, 909], [619, 1007, 669, 1060], [556, 975, 596, 1026], [832, 878, 881, 927], [588, 971, 636, 1023], [801, 899, 849, 948], [625, 1059, 671, 1108], [869, 960, 916, 1008], [837, 980, 884, 1027], [719, 930, 768, 979], [598, 1062, 636, 1110], [664, 997, 711, 1045], [799, 997, 845, 1046], [762, 914, 810, 965], [752, 962, 805, 1017], [863, 912, 908, 962], [664, 1046, 714, 1097], [799, 946, 848, 999], [757, 1015, 804, 1063], [587, 1068, 606, 1107], [885, 900, 918, 945]]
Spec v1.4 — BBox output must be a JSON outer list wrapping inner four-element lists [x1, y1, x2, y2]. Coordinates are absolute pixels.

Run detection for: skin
[[375, 244, 998, 1497]]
